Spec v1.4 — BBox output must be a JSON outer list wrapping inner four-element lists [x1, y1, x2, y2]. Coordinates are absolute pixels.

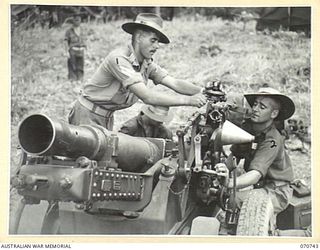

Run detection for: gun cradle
[[15, 164, 91, 202], [15, 161, 156, 212]]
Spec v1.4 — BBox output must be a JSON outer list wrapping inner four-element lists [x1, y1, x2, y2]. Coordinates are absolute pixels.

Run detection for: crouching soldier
[[217, 87, 296, 216], [119, 104, 173, 139]]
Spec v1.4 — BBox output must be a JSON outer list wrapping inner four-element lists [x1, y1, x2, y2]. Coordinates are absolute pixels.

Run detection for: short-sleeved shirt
[[119, 113, 173, 139], [65, 27, 86, 49], [231, 121, 294, 183], [82, 45, 168, 111]]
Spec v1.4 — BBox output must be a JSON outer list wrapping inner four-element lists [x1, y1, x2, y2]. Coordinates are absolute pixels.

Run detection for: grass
[[10, 16, 311, 184]]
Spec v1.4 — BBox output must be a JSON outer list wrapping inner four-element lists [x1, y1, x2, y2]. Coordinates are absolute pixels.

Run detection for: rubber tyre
[[236, 189, 274, 236]]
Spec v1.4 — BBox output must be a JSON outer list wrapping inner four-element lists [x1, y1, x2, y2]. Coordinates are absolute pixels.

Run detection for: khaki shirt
[[65, 27, 86, 49], [231, 122, 294, 183], [82, 44, 168, 111]]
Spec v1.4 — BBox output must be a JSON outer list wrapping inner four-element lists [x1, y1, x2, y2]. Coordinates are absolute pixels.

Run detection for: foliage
[[11, 6, 263, 29]]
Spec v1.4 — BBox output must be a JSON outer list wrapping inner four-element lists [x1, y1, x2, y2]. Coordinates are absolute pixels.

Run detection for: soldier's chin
[[250, 116, 258, 122]]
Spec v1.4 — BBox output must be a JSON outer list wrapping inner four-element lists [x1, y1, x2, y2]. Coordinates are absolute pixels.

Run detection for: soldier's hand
[[189, 92, 207, 108], [216, 163, 230, 187]]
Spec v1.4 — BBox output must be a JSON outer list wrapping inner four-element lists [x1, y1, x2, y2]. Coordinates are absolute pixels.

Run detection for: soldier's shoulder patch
[[268, 139, 277, 148]]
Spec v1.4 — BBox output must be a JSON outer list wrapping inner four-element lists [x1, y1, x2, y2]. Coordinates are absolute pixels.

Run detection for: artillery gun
[[10, 81, 311, 235]]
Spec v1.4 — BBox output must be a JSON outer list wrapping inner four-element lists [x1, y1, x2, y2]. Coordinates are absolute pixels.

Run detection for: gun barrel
[[18, 114, 164, 171]]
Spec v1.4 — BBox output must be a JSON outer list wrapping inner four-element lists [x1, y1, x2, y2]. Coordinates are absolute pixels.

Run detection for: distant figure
[[119, 105, 173, 139], [64, 14, 86, 81]]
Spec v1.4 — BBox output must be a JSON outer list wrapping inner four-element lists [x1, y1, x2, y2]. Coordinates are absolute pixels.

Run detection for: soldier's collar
[[128, 44, 153, 69], [254, 123, 275, 138], [260, 123, 275, 134], [127, 44, 140, 68], [244, 120, 275, 136]]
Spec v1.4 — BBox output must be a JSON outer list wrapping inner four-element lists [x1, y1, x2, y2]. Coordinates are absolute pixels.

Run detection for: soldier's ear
[[133, 29, 144, 44], [271, 109, 279, 119]]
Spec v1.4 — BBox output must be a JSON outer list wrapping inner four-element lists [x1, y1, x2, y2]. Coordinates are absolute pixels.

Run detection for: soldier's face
[[250, 96, 279, 123], [137, 30, 160, 59], [73, 17, 81, 27]]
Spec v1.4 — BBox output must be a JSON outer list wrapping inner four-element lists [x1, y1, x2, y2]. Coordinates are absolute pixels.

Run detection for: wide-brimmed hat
[[244, 87, 295, 120], [141, 105, 173, 123], [122, 13, 170, 44]]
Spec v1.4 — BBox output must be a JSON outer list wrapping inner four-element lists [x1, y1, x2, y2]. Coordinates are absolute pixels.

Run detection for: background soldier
[[64, 14, 86, 82]]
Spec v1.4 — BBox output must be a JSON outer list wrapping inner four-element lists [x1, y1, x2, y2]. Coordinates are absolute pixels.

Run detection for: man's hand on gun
[[189, 92, 207, 108], [216, 163, 230, 188]]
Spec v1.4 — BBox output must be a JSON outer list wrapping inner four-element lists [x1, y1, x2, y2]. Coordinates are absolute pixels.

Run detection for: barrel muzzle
[[18, 114, 166, 172]]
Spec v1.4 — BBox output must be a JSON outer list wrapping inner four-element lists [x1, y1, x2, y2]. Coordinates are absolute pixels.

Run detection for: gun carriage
[[11, 81, 311, 235]]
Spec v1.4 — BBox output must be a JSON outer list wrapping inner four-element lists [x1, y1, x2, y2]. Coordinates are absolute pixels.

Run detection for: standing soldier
[[68, 13, 206, 130], [64, 14, 86, 82]]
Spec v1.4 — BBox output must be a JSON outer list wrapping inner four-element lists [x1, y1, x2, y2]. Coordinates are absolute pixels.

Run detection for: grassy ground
[[11, 16, 311, 185]]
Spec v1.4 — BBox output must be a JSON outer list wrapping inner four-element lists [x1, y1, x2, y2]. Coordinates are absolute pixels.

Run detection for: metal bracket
[[194, 134, 202, 172], [104, 134, 119, 169], [176, 130, 186, 171]]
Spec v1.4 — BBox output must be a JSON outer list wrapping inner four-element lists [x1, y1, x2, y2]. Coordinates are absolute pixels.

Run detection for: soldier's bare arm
[[128, 82, 207, 108], [160, 75, 202, 95], [216, 163, 262, 189]]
